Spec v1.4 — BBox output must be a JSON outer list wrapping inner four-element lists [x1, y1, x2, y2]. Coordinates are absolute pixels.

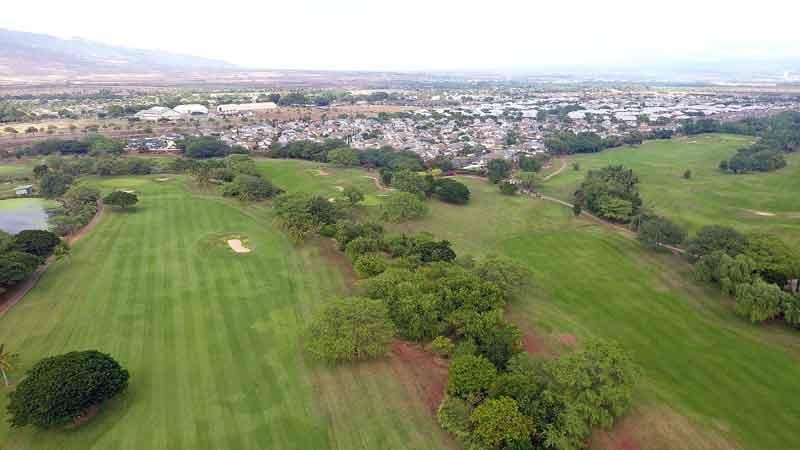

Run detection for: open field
[[0, 174, 452, 450], [540, 134, 800, 249]]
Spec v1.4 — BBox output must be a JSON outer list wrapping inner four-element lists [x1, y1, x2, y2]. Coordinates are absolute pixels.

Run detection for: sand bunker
[[745, 209, 776, 217], [227, 239, 251, 253], [334, 185, 344, 191], [121, 189, 135, 194], [315, 169, 330, 176], [156, 178, 170, 182]]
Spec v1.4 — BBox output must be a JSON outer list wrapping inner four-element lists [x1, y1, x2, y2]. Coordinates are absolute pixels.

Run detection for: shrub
[[637, 216, 687, 249], [345, 237, 381, 261], [499, 181, 518, 195], [353, 254, 387, 278], [319, 224, 337, 238], [431, 336, 456, 357], [222, 174, 279, 201], [687, 225, 747, 260], [436, 396, 473, 441], [327, 147, 360, 166], [7, 351, 129, 428], [469, 396, 533, 449], [306, 297, 395, 363], [447, 354, 497, 402]]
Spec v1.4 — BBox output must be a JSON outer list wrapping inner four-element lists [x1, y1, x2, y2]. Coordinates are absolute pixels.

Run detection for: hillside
[[0, 28, 235, 78]]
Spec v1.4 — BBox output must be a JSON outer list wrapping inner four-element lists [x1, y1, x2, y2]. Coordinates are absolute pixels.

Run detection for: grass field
[[539, 134, 800, 249], [2, 153, 799, 450], [0, 174, 452, 450]]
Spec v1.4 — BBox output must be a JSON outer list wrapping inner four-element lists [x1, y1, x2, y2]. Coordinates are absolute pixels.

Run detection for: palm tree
[[0, 344, 18, 387]]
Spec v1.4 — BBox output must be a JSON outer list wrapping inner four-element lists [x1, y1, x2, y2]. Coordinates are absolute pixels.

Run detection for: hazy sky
[[3, 0, 800, 71]]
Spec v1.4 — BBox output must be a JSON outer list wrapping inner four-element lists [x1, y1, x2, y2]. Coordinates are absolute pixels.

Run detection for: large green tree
[[469, 396, 533, 449], [7, 351, 129, 428]]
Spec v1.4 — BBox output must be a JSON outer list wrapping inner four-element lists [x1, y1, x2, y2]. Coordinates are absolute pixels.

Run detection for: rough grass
[[0, 174, 452, 450], [540, 134, 800, 249]]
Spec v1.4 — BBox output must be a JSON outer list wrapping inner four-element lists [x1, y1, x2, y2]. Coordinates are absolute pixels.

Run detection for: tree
[[7, 351, 129, 428], [342, 185, 365, 206], [353, 254, 387, 278], [637, 216, 687, 249], [687, 225, 747, 260], [733, 279, 788, 323], [0, 344, 18, 387], [306, 297, 395, 363], [38, 172, 70, 198], [573, 165, 641, 223], [518, 155, 543, 172], [222, 175, 279, 201], [433, 178, 470, 204], [487, 159, 512, 183], [182, 136, 230, 158], [683, 169, 692, 179], [499, 181, 518, 195], [391, 170, 429, 198], [516, 172, 540, 192], [381, 192, 429, 223], [0, 251, 41, 289], [469, 396, 533, 449], [327, 147, 360, 167], [447, 354, 497, 402], [743, 233, 799, 285], [103, 191, 138, 210], [11, 230, 60, 258]]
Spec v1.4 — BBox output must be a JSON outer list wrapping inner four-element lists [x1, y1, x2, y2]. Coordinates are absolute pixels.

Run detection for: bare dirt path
[[363, 175, 394, 192], [542, 158, 569, 181], [0, 203, 105, 316]]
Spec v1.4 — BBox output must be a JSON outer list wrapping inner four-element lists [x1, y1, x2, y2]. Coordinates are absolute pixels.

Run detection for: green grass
[[256, 158, 385, 206], [540, 134, 800, 249], [393, 177, 800, 450], [0, 174, 452, 450]]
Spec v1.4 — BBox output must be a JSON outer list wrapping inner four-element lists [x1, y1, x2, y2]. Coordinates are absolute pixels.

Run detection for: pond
[[0, 198, 58, 234]]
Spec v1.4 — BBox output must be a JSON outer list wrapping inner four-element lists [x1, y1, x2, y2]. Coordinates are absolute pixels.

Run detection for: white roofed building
[[174, 104, 209, 115], [134, 106, 182, 121], [216, 102, 278, 115]]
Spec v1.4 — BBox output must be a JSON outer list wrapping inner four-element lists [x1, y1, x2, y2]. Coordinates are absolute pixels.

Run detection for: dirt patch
[[317, 237, 357, 289], [521, 332, 550, 355], [227, 239, 251, 253], [558, 333, 577, 347], [315, 168, 330, 176], [590, 406, 741, 450], [67, 404, 99, 429], [389, 340, 450, 413]]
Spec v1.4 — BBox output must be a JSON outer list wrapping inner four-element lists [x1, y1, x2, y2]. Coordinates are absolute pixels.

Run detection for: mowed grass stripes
[[0, 175, 451, 450]]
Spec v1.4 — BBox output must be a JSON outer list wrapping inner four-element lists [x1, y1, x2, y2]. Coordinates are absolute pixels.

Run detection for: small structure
[[174, 104, 209, 116], [216, 102, 277, 115], [134, 106, 183, 121], [14, 184, 33, 196]]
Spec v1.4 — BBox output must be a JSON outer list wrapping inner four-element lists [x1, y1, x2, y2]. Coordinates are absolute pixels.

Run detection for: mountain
[[0, 28, 236, 78]]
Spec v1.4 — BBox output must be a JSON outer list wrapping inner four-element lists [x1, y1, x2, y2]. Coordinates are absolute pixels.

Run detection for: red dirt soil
[[521, 332, 550, 355], [389, 340, 450, 413], [558, 333, 578, 347]]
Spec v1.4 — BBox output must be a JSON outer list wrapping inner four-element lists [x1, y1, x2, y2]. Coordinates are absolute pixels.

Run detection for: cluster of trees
[[268, 140, 425, 173], [33, 156, 158, 198], [573, 166, 642, 222], [49, 186, 101, 236], [0, 229, 60, 295], [177, 136, 248, 159], [689, 225, 800, 327], [720, 143, 787, 173], [183, 155, 281, 201], [439, 339, 638, 450], [384, 169, 471, 206], [544, 130, 654, 156], [6, 350, 128, 428], [22, 135, 126, 157], [273, 192, 342, 242]]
